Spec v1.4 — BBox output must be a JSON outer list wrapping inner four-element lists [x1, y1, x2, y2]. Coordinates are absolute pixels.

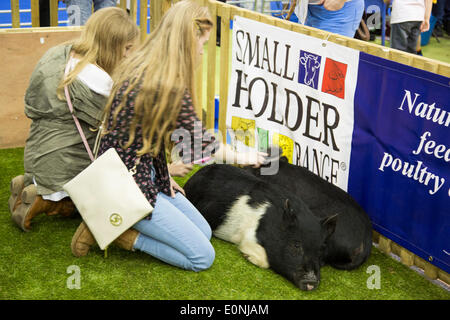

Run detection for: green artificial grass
[[0, 147, 449, 300]]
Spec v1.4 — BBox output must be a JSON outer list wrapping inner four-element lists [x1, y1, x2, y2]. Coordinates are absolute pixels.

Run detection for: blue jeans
[[132, 192, 215, 272], [65, 0, 117, 26], [305, 0, 364, 37]]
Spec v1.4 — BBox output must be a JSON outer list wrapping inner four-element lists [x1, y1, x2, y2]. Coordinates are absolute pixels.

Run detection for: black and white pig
[[246, 155, 372, 271], [184, 164, 338, 291]]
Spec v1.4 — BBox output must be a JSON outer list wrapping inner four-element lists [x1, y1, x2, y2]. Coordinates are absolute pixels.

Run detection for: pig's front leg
[[239, 236, 270, 269]]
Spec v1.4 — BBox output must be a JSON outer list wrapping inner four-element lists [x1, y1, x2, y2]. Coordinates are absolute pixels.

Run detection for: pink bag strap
[[64, 57, 95, 162]]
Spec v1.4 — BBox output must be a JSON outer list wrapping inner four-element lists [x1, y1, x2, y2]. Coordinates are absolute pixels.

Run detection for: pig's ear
[[282, 199, 296, 223], [320, 214, 338, 239]]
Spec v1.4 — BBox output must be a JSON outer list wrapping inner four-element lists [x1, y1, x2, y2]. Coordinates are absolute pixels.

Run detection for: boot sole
[[11, 184, 37, 232], [8, 175, 24, 215], [71, 222, 94, 257]]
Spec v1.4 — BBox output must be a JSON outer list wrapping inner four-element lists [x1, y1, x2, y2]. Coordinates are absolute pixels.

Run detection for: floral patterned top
[[98, 80, 219, 219]]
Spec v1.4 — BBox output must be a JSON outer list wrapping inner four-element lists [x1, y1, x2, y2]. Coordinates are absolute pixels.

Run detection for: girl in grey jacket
[[9, 7, 139, 232]]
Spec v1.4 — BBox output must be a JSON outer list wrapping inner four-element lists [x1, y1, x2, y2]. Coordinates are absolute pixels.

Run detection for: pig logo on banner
[[322, 58, 348, 99], [298, 50, 321, 89]]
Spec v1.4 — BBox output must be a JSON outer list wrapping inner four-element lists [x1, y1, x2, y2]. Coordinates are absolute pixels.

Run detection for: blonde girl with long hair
[[71, 0, 266, 271], [8, 7, 139, 233]]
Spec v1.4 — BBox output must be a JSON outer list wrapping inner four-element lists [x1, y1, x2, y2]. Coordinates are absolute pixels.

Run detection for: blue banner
[[349, 52, 450, 273]]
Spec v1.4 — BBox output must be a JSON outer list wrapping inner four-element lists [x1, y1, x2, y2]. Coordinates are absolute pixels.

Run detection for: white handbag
[[62, 61, 152, 250], [63, 148, 153, 250]]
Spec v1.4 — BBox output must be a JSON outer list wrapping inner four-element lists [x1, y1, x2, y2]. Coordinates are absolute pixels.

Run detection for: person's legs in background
[[93, 0, 118, 11], [406, 21, 422, 54], [390, 21, 422, 54], [390, 22, 409, 52], [444, 0, 450, 34], [432, 0, 446, 36], [65, 0, 93, 26]]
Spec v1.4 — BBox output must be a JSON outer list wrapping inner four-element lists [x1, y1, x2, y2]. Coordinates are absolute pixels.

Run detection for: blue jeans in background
[[65, 0, 117, 26], [305, 0, 365, 38], [133, 192, 215, 272]]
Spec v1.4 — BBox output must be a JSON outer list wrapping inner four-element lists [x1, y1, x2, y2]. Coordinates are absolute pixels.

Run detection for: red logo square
[[321, 58, 347, 99]]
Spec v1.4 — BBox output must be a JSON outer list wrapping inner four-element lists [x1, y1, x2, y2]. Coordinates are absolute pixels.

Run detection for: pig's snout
[[300, 279, 319, 291], [297, 271, 319, 291]]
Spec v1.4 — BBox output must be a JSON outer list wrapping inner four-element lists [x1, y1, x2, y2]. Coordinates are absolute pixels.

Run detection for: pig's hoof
[[240, 242, 270, 269]]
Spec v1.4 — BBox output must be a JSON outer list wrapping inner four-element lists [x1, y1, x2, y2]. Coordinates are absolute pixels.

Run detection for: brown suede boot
[[12, 184, 38, 231], [11, 185, 77, 232], [71, 225, 139, 257], [46, 198, 77, 218], [114, 228, 140, 251], [71, 222, 96, 257], [8, 175, 24, 215]]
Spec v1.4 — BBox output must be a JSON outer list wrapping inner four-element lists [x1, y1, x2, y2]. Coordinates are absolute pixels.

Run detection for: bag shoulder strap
[[64, 57, 96, 162], [64, 58, 141, 168]]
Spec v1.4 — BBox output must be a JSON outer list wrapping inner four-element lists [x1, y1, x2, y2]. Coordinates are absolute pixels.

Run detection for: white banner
[[226, 17, 360, 191]]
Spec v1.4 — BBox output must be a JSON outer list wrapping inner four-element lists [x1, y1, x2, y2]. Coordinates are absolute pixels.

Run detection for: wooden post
[[347, 39, 369, 53], [424, 259, 439, 280], [438, 270, 450, 285], [378, 235, 392, 255], [195, 60, 204, 122], [10, 0, 20, 28], [162, 0, 172, 14], [206, 0, 217, 130], [390, 50, 413, 67], [437, 64, 450, 77], [50, 0, 59, 27], [140, 0, 148, 41], [218, 4, 231, 144], [390, 242, 414, 267], [150, 0, 160, 32], [152, 0, 170, 29], [423, 60, 439, 74], [30, 0, 40, 27], [367, 45, 390, 59], [194, 0, 207, 121], [399, 248, 415, 267], [130, 0, 138, 24], [242, 6, 261, 21], [372, 231, 380, 244], [118, 0, 127, 10]]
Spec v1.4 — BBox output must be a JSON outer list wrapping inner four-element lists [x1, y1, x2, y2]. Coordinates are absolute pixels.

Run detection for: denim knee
[[200, 222, 212, 241], [191, 242, 215, 272]]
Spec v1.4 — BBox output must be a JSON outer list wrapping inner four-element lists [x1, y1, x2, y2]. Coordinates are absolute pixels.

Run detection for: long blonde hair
[[104, 0, 213, 157], [57, 7, 139, 99]]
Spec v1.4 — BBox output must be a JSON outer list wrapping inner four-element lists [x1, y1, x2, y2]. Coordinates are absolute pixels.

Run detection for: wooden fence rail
[[8, 0, 147, 38], [3, 0, 450, 286]]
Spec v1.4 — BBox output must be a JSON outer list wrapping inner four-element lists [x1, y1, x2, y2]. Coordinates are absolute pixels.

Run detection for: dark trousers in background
[[390, 21, 422, 54], [432, 0, 446, 26], [39, 0, 50, 27]]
